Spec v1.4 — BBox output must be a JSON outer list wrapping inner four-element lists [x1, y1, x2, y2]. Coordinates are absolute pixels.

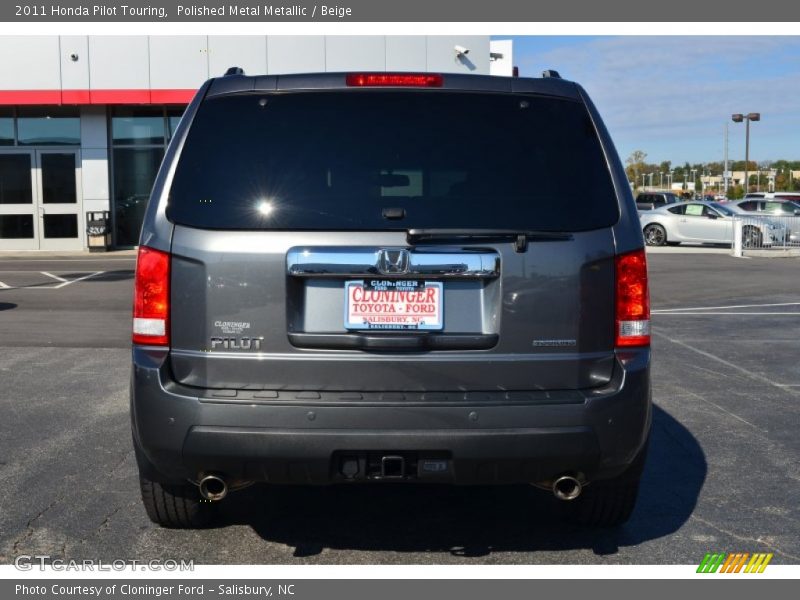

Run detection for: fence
[[732, 215, 800, 256]]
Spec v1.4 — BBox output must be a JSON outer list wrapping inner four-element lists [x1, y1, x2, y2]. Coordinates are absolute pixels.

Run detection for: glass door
[[0, 151, 39, 250], [35, 150, 82, 251]]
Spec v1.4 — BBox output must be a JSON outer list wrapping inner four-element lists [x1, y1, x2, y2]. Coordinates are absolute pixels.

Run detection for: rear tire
[[133, 433, 215, 528], [560, 440, 648, 528], [643, 224, 667, 246], [742, 226, 763, 248], [139, 475, 215, 529]]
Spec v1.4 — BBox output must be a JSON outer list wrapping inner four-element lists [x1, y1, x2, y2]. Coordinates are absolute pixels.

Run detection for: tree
[[728, 185, 745, 200], [625, 150, 648, 188]]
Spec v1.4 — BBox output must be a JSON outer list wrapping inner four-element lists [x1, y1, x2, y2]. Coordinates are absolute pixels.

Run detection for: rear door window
[[168, 91, 619, 232]]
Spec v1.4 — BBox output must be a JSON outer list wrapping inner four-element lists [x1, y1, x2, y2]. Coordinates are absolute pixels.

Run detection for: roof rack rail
[[224, 66, 245, 76], [542, 69, 561, 79]]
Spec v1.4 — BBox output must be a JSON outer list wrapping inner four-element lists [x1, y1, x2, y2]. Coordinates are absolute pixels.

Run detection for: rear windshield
[[167, 91, 619, 231]]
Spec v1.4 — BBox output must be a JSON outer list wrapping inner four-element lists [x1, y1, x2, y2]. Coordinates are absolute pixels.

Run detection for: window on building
[[112, 107, 166, 146], [0, 107, 80, 146], [110, 106, 184, 247], [0, 107, 14, 146], [16, 107, 80, 146]]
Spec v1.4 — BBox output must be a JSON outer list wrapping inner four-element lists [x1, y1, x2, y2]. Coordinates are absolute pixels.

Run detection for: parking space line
[[41, 271, 68, 283], [654, 302, 800, 313], [0, 270, 105, 290], [682, 389, 760, 431], [654, 312, 800, 316], [651, 330, 800, 396], [53, 271, 104, 288]]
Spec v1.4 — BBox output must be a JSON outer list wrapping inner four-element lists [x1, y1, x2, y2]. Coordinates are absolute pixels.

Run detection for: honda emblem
[[378, 248, 410, 274]]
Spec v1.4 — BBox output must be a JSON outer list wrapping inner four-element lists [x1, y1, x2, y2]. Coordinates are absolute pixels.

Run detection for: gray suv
[[131, 70, 651, 529]]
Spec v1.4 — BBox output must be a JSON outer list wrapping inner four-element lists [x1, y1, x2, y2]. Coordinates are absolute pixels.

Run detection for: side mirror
[[707, 213, 718, 220]]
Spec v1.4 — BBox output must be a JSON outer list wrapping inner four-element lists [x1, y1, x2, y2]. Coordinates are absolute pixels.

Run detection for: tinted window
[[0, 107, 13, 146], [667, 205, 684, 215], [168, 92, 619, 231], [765, 201, 794, 214], [709, 202, 734, 216], [738, 201, 756, 211], [16, 107, 80, 146], [112, 107, 166, 145], [0, 154, 33, 204]]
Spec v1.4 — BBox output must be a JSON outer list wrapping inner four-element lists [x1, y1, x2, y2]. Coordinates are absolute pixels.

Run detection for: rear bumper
[[131, 347, 651, 486]]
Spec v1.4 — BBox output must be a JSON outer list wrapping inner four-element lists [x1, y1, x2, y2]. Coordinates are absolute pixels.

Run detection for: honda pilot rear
[[130, 70, 651, 529]]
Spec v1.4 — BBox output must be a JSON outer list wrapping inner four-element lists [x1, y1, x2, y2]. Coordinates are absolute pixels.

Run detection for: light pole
[[732, 112, 760, 193], [641, 173, 646, 189], [648, 172, 654, 188], [691, 169, 697, 197], [659, 172, 664, 188]]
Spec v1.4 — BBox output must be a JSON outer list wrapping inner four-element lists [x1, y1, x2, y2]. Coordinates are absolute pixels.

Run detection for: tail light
[[133, 246, 170, 346], [346, 73, 443, 87], [615, 249, 650, 347]]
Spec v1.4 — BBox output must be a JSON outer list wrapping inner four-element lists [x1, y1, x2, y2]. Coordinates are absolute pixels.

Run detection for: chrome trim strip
[[287, 248, 500, 278]]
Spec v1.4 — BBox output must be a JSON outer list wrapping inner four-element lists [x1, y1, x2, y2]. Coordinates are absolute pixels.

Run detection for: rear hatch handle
[[406, 229, 573, 252]]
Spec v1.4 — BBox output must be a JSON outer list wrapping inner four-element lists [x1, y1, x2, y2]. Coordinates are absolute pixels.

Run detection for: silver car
[[639, 201, 787, 247], [728, 198, 800, 244]]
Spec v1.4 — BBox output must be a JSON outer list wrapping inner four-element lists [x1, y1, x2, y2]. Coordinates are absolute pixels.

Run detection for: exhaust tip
[[552, 475, 582, 501], [198, 474, 228, 501]]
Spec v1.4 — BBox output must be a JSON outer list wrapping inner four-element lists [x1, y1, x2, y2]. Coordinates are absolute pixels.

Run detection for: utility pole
[[732, 113, 760, 193], [724, 122, 729, 193]]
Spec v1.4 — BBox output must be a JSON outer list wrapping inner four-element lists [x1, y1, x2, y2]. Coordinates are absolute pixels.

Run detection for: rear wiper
[[406, 229, 573, 253]]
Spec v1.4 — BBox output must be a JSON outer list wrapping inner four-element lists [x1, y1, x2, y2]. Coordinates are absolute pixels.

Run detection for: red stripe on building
[[150, 89, 196, 104], [0, 89, 196, 105], [0, 90, 63, 104], [61, 90, 92, 104], [87, 89, 153, 104]]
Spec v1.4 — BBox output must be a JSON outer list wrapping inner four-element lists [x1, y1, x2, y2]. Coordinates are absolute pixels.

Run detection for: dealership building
[[0, 36, 512, 251]]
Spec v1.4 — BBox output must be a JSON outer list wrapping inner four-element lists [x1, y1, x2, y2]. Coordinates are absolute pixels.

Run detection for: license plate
[[344, 280, 443, 330]]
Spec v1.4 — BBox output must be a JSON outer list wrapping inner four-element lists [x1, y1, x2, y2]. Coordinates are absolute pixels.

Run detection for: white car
[[639, 201, 788, 247]]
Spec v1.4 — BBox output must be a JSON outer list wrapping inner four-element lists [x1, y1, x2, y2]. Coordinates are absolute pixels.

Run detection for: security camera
[[454, 45, 469, 56], [69, 53, 79, 62]]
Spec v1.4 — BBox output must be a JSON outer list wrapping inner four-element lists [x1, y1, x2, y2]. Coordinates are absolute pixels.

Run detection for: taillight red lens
[[345, 73, 443, 87], [133, 246, 170, 346], [615, 249, 650, 347]]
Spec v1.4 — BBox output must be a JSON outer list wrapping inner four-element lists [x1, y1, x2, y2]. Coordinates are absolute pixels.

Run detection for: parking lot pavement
[[1, 252, 799, 565]]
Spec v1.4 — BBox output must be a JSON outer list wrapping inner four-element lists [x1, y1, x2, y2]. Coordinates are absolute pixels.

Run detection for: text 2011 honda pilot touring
[[131, 70, 651, 528]]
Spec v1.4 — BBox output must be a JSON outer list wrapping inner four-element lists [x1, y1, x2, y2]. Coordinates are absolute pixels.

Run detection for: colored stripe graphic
[[698, 552, 772, 573], [744, 553, 773, 573], [697, 553, 713, 573], [758, 554, 773, 573], [733, 553, 749, 573], [697, 553, 727, 573], [720, 553, 737, 573], [709, 553, 726, 573]]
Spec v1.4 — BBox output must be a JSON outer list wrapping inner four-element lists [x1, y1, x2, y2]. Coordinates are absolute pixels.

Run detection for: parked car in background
[[730, 198, 800, 216], [729, 198, 800, 244], [635, 191, 681, 211], [639, 200, 788, 247], [744, 192, 800, 200]]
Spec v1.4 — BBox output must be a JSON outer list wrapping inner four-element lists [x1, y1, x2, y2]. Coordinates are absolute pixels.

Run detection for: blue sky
[[500, 36, 800, 165]]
